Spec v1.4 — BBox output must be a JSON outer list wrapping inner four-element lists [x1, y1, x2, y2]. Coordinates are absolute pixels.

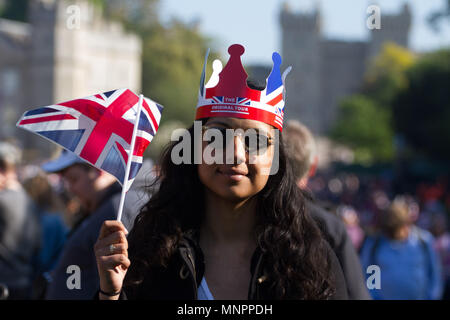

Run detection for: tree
[[393, 49, 450, 161], [141, 21, 218, 125], [363, 42, 415, 107], [330, 43, 414, 164], [331, 95, 394, 164]]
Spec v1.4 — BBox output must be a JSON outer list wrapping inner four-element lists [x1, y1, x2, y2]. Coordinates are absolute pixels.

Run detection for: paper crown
[[195, 44, 292, 131]]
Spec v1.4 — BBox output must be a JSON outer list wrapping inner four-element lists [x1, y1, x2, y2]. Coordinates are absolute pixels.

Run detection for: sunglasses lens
[[203, 127, 271, 154], [245, 134, 270, 154]]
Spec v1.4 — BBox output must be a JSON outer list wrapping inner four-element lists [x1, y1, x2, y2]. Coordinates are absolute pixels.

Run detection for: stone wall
[[0, 0, 142, 159]]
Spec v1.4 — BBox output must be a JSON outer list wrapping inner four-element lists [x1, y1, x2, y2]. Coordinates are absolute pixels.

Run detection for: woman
[[94, 44, 347, 300]]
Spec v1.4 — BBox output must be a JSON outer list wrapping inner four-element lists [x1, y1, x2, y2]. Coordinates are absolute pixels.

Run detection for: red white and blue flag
[[17, 88, 163, 190]]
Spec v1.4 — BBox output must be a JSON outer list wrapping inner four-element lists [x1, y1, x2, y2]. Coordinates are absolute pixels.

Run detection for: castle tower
[[279, 3, 322, 134], [0, 18, 29, 139], [25, 0, 58, 155], [367, 3, 411, 62], [27, 0, 56, 110], [20, 0, 142, 158]]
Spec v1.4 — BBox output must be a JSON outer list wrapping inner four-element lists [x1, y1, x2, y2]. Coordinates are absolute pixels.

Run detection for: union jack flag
[[17, 88, 163, 190], [210, 96, 251, 106]]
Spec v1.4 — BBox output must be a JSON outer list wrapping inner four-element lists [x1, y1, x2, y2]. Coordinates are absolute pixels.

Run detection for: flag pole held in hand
[[17, 88, 163, 222], [117, 94, 143, 222]]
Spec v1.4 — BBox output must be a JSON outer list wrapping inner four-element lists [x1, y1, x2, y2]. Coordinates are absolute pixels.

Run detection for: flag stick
[[116, 94, 144, 222]]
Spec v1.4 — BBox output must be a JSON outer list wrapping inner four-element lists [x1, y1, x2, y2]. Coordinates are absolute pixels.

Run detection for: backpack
[[366, 227, 432, 274]]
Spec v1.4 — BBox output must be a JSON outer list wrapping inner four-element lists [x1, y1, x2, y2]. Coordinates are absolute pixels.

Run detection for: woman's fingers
[[95, 242, 128, 258], [98, 254, 131, 270], [95, 221, 130, 299], [98, 220, 128, 241], [94, 230, 128, 254]]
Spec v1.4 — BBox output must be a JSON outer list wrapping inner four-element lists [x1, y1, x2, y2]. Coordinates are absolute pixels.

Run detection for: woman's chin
[[210, 184, 253, 203]]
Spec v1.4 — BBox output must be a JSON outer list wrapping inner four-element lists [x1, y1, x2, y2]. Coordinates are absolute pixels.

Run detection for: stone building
[[280, 3, 411, 135], [0, 0, 142, 159]]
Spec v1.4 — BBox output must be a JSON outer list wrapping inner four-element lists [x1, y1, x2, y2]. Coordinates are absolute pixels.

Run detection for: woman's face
[[197, 117, 276, 203]]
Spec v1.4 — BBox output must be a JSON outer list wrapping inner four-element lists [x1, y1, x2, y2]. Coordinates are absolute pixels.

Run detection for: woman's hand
[[94, 220, 130, 300]]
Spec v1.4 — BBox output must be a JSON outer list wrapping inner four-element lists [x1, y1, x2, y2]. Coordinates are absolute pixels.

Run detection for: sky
[[159, 0, 450, 65]]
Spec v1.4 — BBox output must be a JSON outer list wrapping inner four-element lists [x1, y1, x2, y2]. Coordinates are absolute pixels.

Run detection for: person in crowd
[[42, 149, 143, 299], [0, 141, 41, 299], [22, 173, 68, 299], [429, 211, 450, 299], [360, 198, 443, 299], [336, 205, 365, 251], [283, 120, 370, 299], [94, 44, 348, 300]]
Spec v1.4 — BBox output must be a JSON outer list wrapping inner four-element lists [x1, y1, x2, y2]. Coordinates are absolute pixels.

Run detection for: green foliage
[[363, 42, 416, 107], [333, 44, 450, 164], [331, 43, 414, 164], [141, 22, 219, 126], [393, 49, 450, 160], [331, 95, 394, 164]]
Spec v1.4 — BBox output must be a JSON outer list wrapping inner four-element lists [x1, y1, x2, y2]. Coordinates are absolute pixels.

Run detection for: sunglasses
[[202, 125, 274, 155]]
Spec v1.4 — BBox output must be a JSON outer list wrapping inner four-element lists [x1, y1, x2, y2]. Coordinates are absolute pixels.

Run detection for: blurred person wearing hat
[[283, 120, 371, 300], [42, 149, 143, 299], [0, 141, 41, 299], [360, 199, 443, 299]]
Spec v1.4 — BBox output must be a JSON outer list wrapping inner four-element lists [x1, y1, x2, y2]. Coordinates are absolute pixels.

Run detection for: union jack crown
[[195, 44, 292, 131]]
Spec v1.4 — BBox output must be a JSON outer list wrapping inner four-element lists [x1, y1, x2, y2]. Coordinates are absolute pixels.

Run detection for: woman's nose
[[233, 135, 247, 164]]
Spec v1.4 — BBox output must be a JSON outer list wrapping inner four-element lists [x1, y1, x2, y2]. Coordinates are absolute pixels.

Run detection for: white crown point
[[205, 59, 223, 89]]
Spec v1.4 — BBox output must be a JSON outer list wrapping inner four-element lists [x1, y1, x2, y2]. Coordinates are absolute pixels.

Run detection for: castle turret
[[367, 3, 411, 62], [28, 0, 57, 109], [280, 3, 322, 134]]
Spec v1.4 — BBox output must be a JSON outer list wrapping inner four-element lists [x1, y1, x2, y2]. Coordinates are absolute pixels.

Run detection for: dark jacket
[[118, 230, 348, 300], [306, 200, 371, 300], [45, 183, 144, 300]]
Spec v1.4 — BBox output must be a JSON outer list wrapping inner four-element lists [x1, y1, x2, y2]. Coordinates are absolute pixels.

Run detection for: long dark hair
[[125, 121, 335, 299]]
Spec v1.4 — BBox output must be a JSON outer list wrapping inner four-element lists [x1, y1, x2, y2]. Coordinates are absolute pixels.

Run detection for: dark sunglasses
[[202, 125, 274, 155]]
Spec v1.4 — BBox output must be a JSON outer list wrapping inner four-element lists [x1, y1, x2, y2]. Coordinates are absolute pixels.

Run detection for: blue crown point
[[272, 52, 282, 68], [266, 52, 283, 95]]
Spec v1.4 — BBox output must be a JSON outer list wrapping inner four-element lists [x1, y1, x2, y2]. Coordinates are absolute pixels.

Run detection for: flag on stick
[[17, 88, 163, 195]]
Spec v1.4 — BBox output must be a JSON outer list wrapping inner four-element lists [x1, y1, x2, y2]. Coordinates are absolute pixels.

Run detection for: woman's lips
[[217, 168, 248, 182]]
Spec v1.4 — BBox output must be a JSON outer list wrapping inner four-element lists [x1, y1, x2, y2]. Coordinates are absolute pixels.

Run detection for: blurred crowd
[[1, 131, 450, 300], [309, 169, 450, 299]]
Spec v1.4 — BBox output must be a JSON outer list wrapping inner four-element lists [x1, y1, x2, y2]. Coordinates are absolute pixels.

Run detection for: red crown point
[[228, 43, 245, 56], [208, 44, 261, 100]]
